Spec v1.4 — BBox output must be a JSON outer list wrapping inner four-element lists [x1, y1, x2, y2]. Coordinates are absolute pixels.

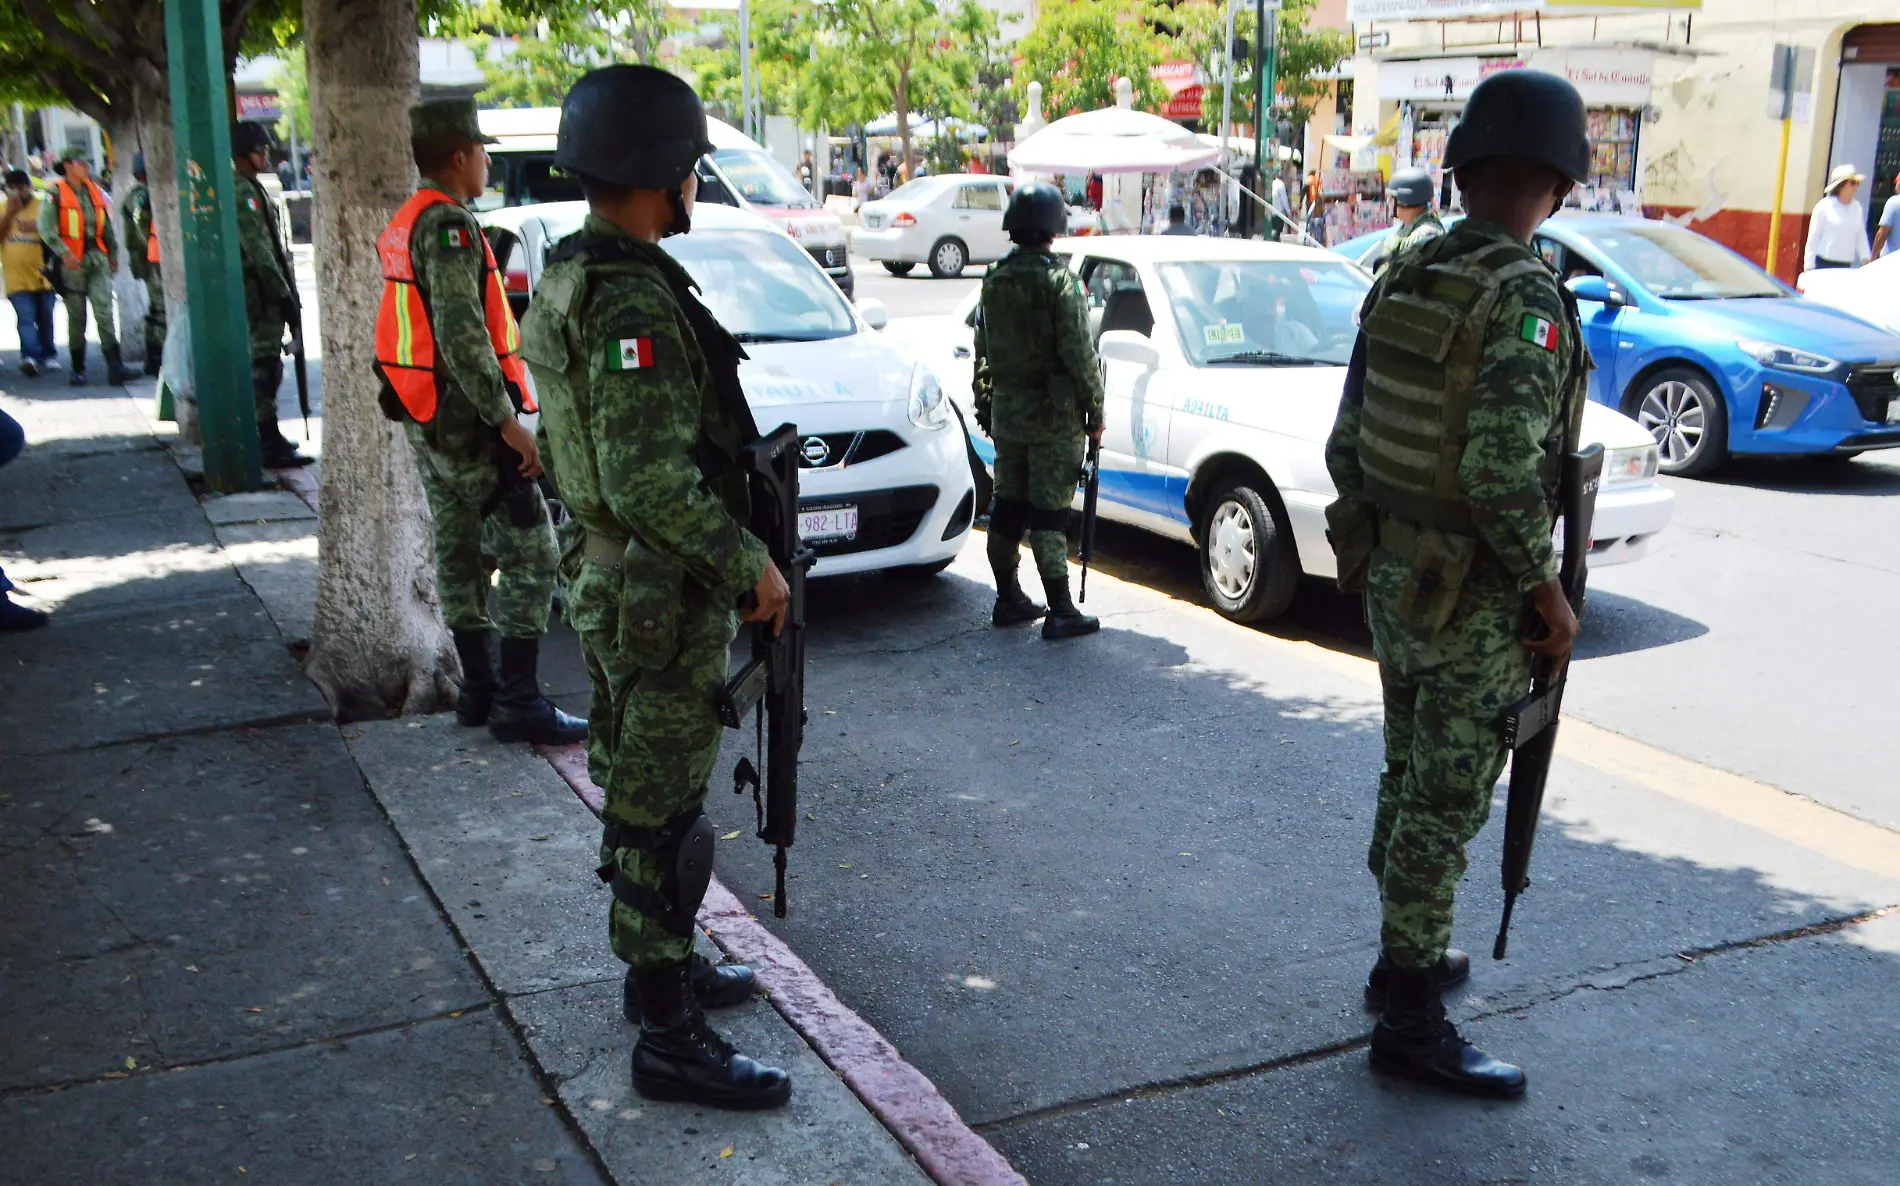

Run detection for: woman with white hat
[[1803, 164, 1872, 271]]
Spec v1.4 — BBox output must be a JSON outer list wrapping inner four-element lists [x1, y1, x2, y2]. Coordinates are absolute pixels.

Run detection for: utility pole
[[165, 0, 262, 490], [1217, 0, 1238, 236], [739, 0, 757, 141]]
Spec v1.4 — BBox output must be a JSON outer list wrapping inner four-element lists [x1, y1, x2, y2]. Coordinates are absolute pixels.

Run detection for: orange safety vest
[[54, 178, 109, 260], [372, 188, 531, 423], [146, 218, 159, 265]]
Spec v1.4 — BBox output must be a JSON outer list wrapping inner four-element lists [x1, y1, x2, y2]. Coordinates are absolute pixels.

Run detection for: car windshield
[[883, 176, 953, 204], [709, 149, 817, 209], [661, 230, 855, 342], [1156, 259, 1368, 366], [1572, 222, 1785, 300]]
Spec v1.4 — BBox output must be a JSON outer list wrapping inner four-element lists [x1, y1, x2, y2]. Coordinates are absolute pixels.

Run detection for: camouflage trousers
[[404, 421, 557, 638], [143, 266, 165, 359], [252, 355, 284, 429], [987, 436, 1084, 583], [61, 252, 117, 359], [583, 604, 737, 970], [1365, 557, 1531, 970]]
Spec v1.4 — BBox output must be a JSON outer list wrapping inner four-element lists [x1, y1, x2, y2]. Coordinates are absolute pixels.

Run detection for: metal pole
[[1218, 0, 1238, 235], [739, 0, 756, 141], [9, 102, 25, 166], [1252, 0, 1267, 238], [165, 0, 262, 490], [1764, 46, 1795, 279]]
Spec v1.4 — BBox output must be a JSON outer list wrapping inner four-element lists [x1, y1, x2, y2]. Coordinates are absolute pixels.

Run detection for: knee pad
[[597, 808, 716, 938], [989, 498, 1031, 540], [1027, 504, 1071, 533]]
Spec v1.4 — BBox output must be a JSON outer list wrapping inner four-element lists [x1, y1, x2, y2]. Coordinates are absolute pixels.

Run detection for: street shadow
[[1705, 452, 1900, 496]]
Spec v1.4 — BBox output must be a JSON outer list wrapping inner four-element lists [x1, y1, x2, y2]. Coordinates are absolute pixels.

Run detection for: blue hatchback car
[[1335, 214, 1900, 476]]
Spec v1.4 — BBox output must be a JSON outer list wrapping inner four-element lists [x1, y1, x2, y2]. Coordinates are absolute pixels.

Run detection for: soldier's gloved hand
[[742, 559, 791, 637], [1523, 578, 1580, 668], [497, 416, 544, 479]]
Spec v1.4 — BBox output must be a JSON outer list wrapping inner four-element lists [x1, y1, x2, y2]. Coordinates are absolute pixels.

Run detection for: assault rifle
[[1492, 443, 1604, 960], [716, 423, 815, 918], [1077, 435, 1101, 602], [281, 293, 311, 440]]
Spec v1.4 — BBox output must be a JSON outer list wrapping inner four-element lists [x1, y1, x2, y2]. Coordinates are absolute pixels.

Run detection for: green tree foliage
[[1012, 0, 1166, 120], [273, 47, 311, 144], [1161, 0, 1349, 130], [443, 1, 673, 110]]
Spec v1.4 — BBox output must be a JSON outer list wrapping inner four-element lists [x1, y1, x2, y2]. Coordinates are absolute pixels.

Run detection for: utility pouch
[[1382, 516, 1477, 633], [613, 536, 684, 669], [1324, 497, 1378, 593]]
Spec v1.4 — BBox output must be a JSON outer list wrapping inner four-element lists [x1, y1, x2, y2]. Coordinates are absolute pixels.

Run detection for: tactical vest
[[372, 188, 530, 423], [53, 178, 109, 260], [1356, 233, 1562, 532]]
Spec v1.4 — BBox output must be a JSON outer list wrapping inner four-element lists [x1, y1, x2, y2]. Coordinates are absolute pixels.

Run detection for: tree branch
[[16, 0, 113, 66]]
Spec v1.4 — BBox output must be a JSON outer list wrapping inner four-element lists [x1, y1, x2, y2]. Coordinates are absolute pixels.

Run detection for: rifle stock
[[715, 423, 814, 918], [1492, 444, 1604, 960], [1078, 436, 1101, 602]]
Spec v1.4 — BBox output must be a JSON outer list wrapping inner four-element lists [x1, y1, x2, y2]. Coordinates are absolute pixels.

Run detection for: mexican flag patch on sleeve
[[605, 338, 654, 371], [440, 226, 471, 249], [1520, 314, 1558, 352]]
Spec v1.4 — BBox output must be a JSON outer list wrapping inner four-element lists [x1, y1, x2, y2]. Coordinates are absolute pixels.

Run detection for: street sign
[[1768, 43, 1815, 95], [1359, 31, 1391, 50]]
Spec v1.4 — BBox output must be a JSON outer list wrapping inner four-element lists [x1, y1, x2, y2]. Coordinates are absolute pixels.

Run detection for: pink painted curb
[[535, 741, 1025, 1186], [277, 465, 321, 514]]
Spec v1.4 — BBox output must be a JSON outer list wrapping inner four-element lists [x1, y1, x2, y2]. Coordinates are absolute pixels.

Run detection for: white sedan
[[1797, 252, 1900, 335], [885, 235, 1674, 623], [481, 202, 975, 578]]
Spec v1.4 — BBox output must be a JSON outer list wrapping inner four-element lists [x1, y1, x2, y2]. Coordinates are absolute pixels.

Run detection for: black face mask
[[665, 186, 691, 237]]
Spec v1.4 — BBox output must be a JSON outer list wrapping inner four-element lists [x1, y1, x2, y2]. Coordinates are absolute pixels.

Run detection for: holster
[[1324, 496, 1378, 593], [1379, 514, 1477, 634]]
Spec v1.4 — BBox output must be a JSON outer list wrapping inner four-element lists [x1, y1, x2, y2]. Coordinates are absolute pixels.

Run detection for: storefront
[[1825, 24, 1900, 243]]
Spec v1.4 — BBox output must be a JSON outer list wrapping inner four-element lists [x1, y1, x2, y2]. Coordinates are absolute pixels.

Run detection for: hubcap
[[937, 242, 963, 272], [1637, 380, 1704, 466], [1207, 500, 1257, 600]]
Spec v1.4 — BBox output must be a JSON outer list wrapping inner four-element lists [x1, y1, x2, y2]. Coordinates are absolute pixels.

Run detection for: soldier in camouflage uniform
[[1323, 70, 1590, 1098], [1376, 166, 1445, 275], [232, 123, 311, 468], [38, 146, 128, 386], [519, 65, 791, 1111], [974, 181, 1104, 640], [370, 99, 585, 750], [121, 153, 164, 374]]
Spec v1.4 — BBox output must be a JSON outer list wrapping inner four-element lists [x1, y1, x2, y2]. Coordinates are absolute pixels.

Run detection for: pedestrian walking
[[38, 147, 127, 385], [1870, 169, 1900, 258], [1323, 68, 1590, 1098], [1, 169, 59, 377], [1804, 164, 1872, 272], [518, 65, 792, 1110], [973, 181, 1104, 640], [1159, 202, 1194, 236], [232, 123, 311, 468], [370, 99, 585, 751], [1378, 166, 1445, 273], [121, 153, 164, 374]]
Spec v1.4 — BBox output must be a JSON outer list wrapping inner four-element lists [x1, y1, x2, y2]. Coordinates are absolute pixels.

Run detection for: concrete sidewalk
[[0, 370, 934, 1182]]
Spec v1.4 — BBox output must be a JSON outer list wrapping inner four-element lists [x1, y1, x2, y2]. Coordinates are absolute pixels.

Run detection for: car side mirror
[[1566, 275, 1625, 307], [855, 297, 888, 331], [1099, 329, 1159, 369]]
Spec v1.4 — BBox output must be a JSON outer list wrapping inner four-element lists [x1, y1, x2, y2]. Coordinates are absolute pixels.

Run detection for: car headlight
[[1604, 443, 1659, 485], [1736, 338, 1839, 375], [907, 363, 952, 430]]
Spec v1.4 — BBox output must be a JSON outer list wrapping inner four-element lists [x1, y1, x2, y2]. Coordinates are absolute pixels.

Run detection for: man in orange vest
[[373, 98, 584, 748], [36, 146, 127, 386], [121, 152, 163, 375]]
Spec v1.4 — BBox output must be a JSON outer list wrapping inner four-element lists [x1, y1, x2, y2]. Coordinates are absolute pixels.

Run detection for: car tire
[[1632, 367, 1728, 478], [882, 261, 915, 276], [927, 237, 967, 279], [1197, 478, 1298, 624]]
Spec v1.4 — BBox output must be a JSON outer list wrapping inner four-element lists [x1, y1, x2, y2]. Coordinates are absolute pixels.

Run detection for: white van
[[476, 108, 855, 296]]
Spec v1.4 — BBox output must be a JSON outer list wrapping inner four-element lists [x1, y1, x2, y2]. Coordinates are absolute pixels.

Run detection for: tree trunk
[[105, 111, 150, 369], [129, 68, 195, 439], [301, 0, 457, 721], [895, 70, 912, 176]]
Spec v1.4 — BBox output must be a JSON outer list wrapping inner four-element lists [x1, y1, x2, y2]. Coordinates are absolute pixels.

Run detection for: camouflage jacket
[[519, 215, 768, 648], [235, 172, 290, 358], [1325, 217, 1586, 598], [122, 183, 153, 280], [404, 181, 519, 459], [1377, 209, 1445, 274], [973, 247, 1104, 444]]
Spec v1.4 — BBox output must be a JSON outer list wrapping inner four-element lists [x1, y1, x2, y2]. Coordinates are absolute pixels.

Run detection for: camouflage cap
[[410, 98, 497, 145], [57, 145, 89, 165]]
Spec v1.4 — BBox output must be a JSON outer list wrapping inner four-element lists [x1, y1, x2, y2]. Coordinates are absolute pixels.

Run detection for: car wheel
[[927, 237, 967, 279], [882, 261, 915, 276], [1197, 479, 1298, 624], [1633, 367, 1728, 477]]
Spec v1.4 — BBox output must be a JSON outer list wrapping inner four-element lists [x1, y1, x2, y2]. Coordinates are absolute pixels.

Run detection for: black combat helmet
[[1387, 166, 1433, 208], [1442, 69, 1589, 185], [231, 122, 271, 158], [1003, 181, 1069, 241], [555, 65, 713, 191]]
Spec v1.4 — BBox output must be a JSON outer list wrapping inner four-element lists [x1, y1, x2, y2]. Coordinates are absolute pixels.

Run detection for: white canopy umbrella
[[864, 113, 989, 141], [1194, 134, 1298, 162], [1009, 106, 1220, 175]]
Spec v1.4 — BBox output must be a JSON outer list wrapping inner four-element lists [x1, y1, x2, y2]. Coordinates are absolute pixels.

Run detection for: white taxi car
[[885, 235, 1674, 622], [481, 202, 975, 578]]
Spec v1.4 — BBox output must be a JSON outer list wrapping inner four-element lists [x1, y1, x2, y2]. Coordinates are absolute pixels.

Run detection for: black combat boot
[[1369, 963, 1526, 1098], [68, 340, 87, 385], [143, 343, 162, 376], [622, 954, 758, 1022], [487, 636, 588, 745], [258, 415, 313, 469], [991, 564, 1047, 627], [1040, 572, 1100, 640], [629, 961, 791, 1109], [1363, 947, 1470, 1011], [103, 344, 130, 386], [451, 630, 497, 727]]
